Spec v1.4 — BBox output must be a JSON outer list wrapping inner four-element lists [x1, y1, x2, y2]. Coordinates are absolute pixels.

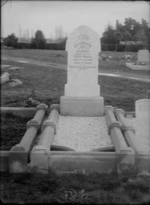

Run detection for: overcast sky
[[2, 1, 150, 39]]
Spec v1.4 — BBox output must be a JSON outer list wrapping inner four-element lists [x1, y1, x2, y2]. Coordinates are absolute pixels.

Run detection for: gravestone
[[60, 25, 104, 116], [137, 49, 150, 65], [135, 99, 150, 120], [135, 99, 150, 135]]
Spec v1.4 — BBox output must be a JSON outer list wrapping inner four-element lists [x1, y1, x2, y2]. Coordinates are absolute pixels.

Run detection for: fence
[[101, 43, 150, 52]]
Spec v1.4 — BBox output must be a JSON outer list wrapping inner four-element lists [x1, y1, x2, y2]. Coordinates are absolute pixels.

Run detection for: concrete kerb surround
[[30, 104, 116, 174], [1, 104, 147, 174], [105, 106, 135, 172], [48, 151, 117, 175], [9, 104, 48, 173], [30, 105, 134, 174], [30, 104, 60, 173], [114, 109, 150, 173], [0, 107, 36, 172], [114, 109, 135, 134]]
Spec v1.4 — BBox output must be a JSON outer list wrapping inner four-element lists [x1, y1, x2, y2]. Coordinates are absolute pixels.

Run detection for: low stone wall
[[126, 62, 150, 70], [105, 106, 135, 173]]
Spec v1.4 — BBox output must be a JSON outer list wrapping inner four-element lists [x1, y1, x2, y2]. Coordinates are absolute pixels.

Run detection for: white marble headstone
[[65, 25, 101, 97], [136, 99, 150, 120], [137, 49, 150, 64], [135, 99, 150, 139]]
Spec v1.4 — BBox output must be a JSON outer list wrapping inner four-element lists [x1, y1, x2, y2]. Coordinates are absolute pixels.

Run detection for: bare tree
[[55, 25, 64, 43]]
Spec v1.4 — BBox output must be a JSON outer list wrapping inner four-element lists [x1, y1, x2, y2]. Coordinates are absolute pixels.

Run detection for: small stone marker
[[135, 99, 150, 134], [135, 99, 150, 120], [137, 49, 150, 65], [135, 99, 150, 143], [60, 25, 104, 116]]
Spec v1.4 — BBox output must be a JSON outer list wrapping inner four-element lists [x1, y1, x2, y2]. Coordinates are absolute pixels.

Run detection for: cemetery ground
[[1, 49, 150, 204], [1, 49, 150, 109]]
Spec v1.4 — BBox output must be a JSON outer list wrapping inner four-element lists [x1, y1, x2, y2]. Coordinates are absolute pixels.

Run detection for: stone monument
[[135, 99, 150, 135], [135, 99, 150, 121], [60, 25, 104, 116], [137, 49, 150, 65]]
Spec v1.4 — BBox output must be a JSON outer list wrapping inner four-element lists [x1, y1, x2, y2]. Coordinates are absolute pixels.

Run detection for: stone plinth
[[65, 83, 100, 97], [60, 96, 104, 117]]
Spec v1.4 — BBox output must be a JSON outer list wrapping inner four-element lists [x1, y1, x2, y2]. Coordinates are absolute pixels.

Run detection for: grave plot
[[1, 102, 149, 174], [1, 26, 149, 175], [52, 115, 112, 152]]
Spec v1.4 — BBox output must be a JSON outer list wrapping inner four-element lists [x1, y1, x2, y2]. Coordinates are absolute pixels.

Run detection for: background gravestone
[[135, 99, 150, 120], [137, 49, 150, 65], [135, 99, 150, 137], [60, 25, 104, 116]]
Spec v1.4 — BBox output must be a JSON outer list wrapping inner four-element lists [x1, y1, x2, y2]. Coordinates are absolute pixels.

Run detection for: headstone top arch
[[66, 25, 100, 53]]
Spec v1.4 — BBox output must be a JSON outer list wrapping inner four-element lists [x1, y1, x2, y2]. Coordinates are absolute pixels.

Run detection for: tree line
[[101, 18, 150, 52], [2, 18, 150, 52], [2, 30, 66, 50]]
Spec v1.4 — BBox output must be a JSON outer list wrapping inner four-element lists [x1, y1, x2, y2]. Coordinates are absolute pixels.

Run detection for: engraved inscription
[[69, 34, 95, 70], [138, 103, 150, 111]]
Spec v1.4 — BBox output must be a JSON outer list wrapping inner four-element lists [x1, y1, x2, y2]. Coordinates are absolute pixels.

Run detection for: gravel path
[[53, 116, 112, 152]]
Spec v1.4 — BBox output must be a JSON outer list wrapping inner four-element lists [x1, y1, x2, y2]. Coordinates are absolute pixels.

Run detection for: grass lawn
[[0, 113, 31, 150], [2, 49, 150, 75], [1, 49, 150, 204], [1, 59, 150, 111], [1, 170, 150, 204], [2, 49, 67, 65]]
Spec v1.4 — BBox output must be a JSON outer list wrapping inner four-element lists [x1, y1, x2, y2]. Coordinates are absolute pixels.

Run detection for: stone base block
[[60, 96, 104, 117], [65, 83, 100, 97]]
